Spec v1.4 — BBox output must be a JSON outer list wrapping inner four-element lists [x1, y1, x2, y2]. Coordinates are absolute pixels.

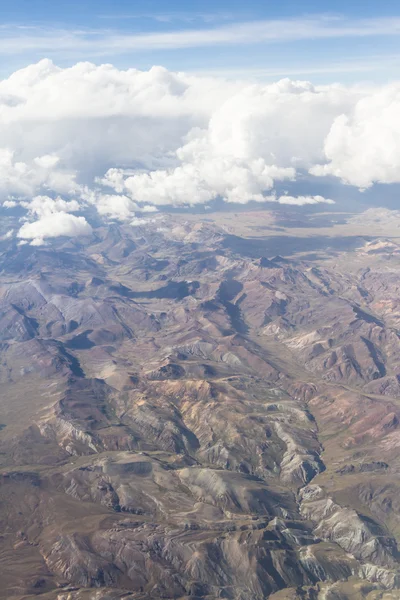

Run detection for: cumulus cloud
[[141, 205, 158, 212], [0, 147, 78, 201], [0, 59, 397, 232], [95, 194, 138, 221], [22, 195, 81, 217], [310, 84, 400, 188], [97, 77, 357, 206], [3, 200, 17, 208], [0, 60, 232, 172], [17, 212, 92, 245], [81, 188, 140, 221], [116, 160, 294, 205]]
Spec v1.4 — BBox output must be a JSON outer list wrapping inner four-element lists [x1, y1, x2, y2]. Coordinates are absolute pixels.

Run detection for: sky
[[0, 1, 399, 245], [0, 0, 400, 83]]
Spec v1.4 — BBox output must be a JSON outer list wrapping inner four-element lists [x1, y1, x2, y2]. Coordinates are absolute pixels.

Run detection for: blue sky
[[1, 0, 400, 82]]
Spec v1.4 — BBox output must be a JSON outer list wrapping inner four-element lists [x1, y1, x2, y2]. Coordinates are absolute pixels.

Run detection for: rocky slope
[[1, 213, 400, 599]]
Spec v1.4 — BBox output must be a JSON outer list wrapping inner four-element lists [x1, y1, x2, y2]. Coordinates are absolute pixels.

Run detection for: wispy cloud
[[192, 55, 400, 80], [96, 12, 236, 24], [0, 15, 400, 57]]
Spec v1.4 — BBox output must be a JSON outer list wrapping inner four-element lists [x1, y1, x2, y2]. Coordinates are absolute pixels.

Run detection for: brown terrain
[[1, 207, 400, 599]]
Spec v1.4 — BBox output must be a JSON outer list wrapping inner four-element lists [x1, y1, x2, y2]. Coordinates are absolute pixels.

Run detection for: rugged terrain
[[1, 208, 400, 599]]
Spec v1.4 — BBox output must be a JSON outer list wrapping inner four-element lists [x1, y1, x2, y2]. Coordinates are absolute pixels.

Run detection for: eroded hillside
[[1, 212, 400, 599]]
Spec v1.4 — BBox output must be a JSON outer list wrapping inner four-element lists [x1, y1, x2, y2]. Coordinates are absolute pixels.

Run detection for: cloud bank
[[0, 60, 398, 241]]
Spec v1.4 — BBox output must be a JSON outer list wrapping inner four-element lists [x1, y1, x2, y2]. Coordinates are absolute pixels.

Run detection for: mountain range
[[1, 209, 400, 599]]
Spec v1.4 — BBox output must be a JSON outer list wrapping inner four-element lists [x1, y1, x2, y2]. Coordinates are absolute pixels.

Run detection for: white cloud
[[22, 195, 81, 217], [0, 148, 77, 201], [29, 237, 47, 246], [93, 193, 139, 221], [310, 84, 400, 187], [100, 78, 353, 205], [141, 205, 158, 212], [17, 212, 92, 245], [131, 217, 153, 226], [115, 160, 295, 205], [34, 154, 60, 169], [0, 60, 398, 228], [0, 60, 236, 203], [277, 195, 335, 206], [0, 62, 357, 211]]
